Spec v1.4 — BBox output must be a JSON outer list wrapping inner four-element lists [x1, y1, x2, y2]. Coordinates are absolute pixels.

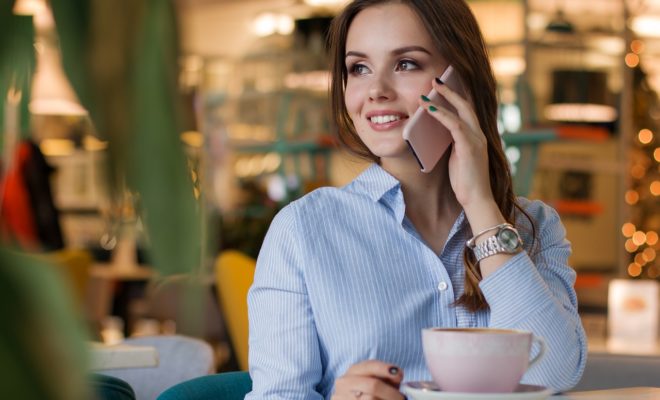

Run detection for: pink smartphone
[[403, 65, 465, 173]]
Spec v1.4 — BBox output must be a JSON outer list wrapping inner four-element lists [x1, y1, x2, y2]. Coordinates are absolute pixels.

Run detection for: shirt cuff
[[479, 252, 555, 326]]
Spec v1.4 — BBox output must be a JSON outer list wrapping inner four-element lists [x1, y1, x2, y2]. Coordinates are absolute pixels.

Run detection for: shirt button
[[437, 281, 448, 291]]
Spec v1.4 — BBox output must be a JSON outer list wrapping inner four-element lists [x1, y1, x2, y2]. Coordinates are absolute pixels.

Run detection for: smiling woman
[[246, 0, 587, 399]]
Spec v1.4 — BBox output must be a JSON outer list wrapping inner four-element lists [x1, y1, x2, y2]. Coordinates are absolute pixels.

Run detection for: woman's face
[[344, 3, 448, 163]]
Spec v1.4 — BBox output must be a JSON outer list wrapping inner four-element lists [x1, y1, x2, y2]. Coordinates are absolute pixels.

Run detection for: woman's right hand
[[332, 360, 404, 400]]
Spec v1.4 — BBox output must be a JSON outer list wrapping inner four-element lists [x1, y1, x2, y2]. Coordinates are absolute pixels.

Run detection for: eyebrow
[[345, 46, 432, 59]]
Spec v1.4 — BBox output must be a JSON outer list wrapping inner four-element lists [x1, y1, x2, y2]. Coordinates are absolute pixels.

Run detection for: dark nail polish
[[389, 366, 399, 375], [421, 94, 431, 102], [435, 77, 444, 85], [428, 105, 438, 112]]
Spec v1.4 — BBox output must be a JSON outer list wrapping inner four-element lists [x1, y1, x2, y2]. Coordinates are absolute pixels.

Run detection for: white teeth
[[370, 115, 400, 124]]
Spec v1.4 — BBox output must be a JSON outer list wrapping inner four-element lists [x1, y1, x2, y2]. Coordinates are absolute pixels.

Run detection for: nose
[[368, 72, 395, 102]]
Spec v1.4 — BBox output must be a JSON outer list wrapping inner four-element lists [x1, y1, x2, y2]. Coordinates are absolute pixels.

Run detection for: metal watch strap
[[473, 234, 505, 262], [472, 225, 522, 262]]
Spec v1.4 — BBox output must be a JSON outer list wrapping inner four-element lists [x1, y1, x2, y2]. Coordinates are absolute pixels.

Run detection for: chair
[[91, 374, 137, 400], [214, 251, 256, 371], [99, 335, 215, 400], [572, 352, 660, 391], [157, 371, 252, 400], [46, 248, 93, 306]]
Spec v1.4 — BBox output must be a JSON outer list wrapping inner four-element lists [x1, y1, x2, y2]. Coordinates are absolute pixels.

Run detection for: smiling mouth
[[369, 115, 407, 124]]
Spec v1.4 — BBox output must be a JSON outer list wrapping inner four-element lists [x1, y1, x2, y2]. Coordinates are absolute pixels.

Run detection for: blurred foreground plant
[[1, 0, 202, 397]]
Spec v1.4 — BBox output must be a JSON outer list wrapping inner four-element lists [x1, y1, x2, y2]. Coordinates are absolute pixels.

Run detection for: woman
[[246, 0, 587, 398]]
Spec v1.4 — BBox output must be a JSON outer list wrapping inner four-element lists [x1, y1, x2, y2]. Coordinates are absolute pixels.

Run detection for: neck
[[381, 153, 462, 229]]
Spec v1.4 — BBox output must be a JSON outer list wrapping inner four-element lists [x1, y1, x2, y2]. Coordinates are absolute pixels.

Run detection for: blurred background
[[1, 0, 659, 398]]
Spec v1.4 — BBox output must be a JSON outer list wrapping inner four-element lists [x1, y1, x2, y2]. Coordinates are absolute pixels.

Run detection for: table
[[88, 263, 157, 336], [588, 337, 660, 357], [555, 387, 660, 399], [89, 342, 159, 370]]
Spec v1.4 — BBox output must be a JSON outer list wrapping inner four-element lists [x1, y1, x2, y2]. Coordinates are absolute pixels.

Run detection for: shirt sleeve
[[245, 204, 325, 400], [478, 201, 588, 393]]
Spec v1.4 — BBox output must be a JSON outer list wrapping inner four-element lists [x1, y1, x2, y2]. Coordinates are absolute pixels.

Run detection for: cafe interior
[[1, 0, 660, 398]]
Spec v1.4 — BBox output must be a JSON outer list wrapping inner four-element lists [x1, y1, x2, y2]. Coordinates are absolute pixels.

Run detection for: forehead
[[346, 3, 436, 53]]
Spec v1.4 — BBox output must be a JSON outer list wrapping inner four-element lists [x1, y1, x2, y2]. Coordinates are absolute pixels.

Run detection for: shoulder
[[515, 197, 567, 244], [285, 180, 372, 215], [516, 197, 561, 227]]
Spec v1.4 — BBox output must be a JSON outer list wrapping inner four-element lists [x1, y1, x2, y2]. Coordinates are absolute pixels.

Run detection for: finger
[[417, 99, 474, 148], [432, 78, 480, 133], [345, 361, 403, 386], [337, 376, 404, 400]]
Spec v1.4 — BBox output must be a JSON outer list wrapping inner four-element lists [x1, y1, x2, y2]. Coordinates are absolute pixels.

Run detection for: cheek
[[344, 85, 361, 117]]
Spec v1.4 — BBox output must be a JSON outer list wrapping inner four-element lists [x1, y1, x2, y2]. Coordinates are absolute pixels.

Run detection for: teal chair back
[[157, 371, 252, 400], [91, 374, 136, 400]]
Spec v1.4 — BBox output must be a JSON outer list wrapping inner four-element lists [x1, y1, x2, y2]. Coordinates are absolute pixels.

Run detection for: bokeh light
[[622, 222, 636, 237], [651, 180, 660, 196], [638, 128, 653, 144], [625, 53, 640, 67], [632, 231, 647, 246], [631, 164, 646, 179], [628, 262, 642, 277], [625, 190, 639, 205], [631, 39, 645, 54], [643, 247, 657, 262]]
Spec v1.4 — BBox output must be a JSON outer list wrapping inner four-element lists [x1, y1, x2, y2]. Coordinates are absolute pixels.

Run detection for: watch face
[[498, 228, 521, 252]]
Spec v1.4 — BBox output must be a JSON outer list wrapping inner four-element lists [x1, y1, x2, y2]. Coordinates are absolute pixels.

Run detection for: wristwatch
[[469, 223, 523, 262]]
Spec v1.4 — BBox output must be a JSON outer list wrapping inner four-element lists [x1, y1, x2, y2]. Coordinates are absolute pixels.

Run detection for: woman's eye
[[349, 63, 370, 75], [396, 60, 419, 71]]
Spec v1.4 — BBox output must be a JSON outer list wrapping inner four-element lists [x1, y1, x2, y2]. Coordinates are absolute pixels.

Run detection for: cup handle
[[529, 336, 546, 369]]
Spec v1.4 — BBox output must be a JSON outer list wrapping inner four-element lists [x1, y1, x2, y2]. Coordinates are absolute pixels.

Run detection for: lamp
[[12, 0, 46, 16], [29, 3, 87, 116], [544, 69, 617, 123]]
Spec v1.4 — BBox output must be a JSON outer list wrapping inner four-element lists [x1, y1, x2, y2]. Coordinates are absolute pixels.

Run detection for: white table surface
[[89, 342, 159, 370], [555, 387, 660, 399]]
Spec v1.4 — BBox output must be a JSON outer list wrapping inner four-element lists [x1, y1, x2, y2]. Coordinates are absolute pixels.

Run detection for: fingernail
[[435, 77, 444, 85], [428, 105, 437, 112], [420, 94, 431, 102], [389, 366, 399, 375]]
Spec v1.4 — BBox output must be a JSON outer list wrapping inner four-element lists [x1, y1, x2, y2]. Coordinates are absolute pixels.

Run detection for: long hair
[[328, 0, 536, 312]]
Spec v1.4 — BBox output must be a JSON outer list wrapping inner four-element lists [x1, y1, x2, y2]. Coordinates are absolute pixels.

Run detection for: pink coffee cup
[[422, 327, 546, 393]]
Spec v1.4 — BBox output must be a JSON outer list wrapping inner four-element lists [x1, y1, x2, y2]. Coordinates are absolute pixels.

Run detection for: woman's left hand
[[418, 78, 494, 210]]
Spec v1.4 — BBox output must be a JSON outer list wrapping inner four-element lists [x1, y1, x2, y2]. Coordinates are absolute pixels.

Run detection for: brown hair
[[328, 0, 536, 312]]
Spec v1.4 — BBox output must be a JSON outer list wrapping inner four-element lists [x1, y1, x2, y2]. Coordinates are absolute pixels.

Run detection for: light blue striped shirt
[[247, 163, 587, 399]]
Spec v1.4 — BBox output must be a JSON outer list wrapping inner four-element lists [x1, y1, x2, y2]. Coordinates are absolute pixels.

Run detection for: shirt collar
[[354, 163, 401, 203], [353, 163, 469, 238], [352, 163, 405, 222]]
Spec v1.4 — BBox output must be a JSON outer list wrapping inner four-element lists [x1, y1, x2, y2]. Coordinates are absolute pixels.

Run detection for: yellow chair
[[215, 250, 256, 371], [47, 248, 93, 307]]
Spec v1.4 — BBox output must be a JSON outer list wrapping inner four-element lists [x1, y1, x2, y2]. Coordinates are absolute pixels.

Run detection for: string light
[[628, 262, 642, 277], [625, 190, 640, 205], [631, 39, 645, 54], [650, 180, 660, 196], [634, 253, 647, 265], [638, 128, 654, 144], [643, 247, 657, 262], [633, 231, 647, 246], [631, 164, 646, 179], [654, 147, 660, 162], [647, 231, 659, 246], [622, 222, 636, 237], [625, 239, 639, 253], [625, 53, 640, 68]]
